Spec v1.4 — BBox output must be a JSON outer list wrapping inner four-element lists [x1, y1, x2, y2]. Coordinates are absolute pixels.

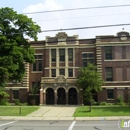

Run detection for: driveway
[[27, 106, 77, 120]]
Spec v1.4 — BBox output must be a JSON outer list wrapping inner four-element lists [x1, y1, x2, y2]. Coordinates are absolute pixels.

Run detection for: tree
[[30, 82, 40, 105], [0, 7, 41, 88], [76, 63, 104, 111]]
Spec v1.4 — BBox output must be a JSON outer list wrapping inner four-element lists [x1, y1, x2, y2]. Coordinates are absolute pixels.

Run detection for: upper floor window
[[32, 55, 43, 71], [105, 46, 112, 60], [51, 49, 56, 62], [59, 49, 65, 62], [59, 69, 65, 75], [68, 69, 73, 77], [105, 67, 113, 81], [82, 52, 94, 67], [51, 69, 56, 77], [68, 48, 73, 61]]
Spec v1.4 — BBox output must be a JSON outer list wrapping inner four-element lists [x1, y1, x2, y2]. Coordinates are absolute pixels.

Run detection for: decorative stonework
[[120, 35, 127, 41], [55, 75, 66, 83]]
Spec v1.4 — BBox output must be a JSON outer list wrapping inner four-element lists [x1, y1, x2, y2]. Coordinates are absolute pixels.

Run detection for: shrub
[[100, 102, 107, 105], [0, 99, 10, 106], [116, 95, 124, 105], [15, 99, 21, 105], [107, 103, 113, 106], [22, 102, 28, 106]]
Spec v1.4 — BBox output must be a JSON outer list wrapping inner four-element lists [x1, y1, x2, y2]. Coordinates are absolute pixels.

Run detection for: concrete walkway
[[0, 106, 130, 121], [27, 106, 77, 120]]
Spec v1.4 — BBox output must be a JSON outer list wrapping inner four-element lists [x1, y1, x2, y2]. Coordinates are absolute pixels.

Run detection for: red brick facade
[[5, 31, 130, 105]]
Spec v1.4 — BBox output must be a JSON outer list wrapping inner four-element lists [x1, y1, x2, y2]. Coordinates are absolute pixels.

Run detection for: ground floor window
[[13, 90, 19, 99], [107, 89, 114, 99]]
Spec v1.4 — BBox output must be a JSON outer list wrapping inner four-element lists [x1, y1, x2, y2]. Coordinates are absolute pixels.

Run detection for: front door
[[57, 88, 66, 105], [46, 88, 54, 105], [68, 88, 77, 105]]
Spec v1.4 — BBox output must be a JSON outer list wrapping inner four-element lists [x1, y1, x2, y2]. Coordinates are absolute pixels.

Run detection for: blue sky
[[1, 0, 130, 40]]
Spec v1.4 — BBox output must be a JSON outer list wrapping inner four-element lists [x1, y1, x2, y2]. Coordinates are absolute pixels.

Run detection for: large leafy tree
[[76, 63, 104, 108], [0, 7, 41, 88]]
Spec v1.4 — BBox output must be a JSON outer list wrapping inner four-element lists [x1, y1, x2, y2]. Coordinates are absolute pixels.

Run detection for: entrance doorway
[[46, 88, 54, 105], [57, 88, 66, 105], [68, 88, 77, 105]]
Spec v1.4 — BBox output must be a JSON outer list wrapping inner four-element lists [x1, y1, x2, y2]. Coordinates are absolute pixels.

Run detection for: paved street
[[0, 120, 130, 130]]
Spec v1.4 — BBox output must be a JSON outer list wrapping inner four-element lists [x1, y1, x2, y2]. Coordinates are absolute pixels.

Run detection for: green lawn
[[73, 106, 130, 117], [0, 106, 40, 116]]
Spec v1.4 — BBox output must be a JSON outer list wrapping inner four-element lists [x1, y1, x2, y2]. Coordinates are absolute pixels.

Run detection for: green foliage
[[76, 63, 104, 103], [100, 102, 107, 105], [0, 7, 41, 87], [31, 82, 40, 100], [116, 95, 124, 105], [0, 90, 9, 98], [21, 102, 28, 106], [15, 99, 21, 105], [0, 99, 10, 106]]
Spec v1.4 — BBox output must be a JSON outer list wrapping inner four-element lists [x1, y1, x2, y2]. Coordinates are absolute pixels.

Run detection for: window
[[68, 69, 73, 77], [32, 55, 43, 71], [51, 49, 56, 62], [13, 90, 19, 99], [105, 67, 113, 81], [59, 69, 65, 75], [68, 48, 73, 61], [59, 49, 65, 62], [107, 89, 114, 99], [83, 59, 87, 67], [51, 69, 56, 77], [105, 46, 112, 60], [82, 53, 94, 67]]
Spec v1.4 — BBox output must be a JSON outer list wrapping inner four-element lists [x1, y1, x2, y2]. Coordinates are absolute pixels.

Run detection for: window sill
[[31, 71, 43, 73], [104, 59, 130, 61], [107, 99, 114, 100]]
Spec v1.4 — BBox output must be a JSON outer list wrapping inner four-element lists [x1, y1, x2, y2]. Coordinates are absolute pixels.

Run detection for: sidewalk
[[0, 106, 130, 121]]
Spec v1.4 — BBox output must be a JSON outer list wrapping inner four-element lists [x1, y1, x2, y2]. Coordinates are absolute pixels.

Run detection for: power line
[[40, 23, 130, 32], [23, 4, 130, 15], [0, 23, 130, 36]]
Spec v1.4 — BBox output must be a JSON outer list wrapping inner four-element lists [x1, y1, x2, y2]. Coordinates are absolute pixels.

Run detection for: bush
[[0, 99, 10, 106], [21, 102, 28, 106], [100, 102, 107, 105], [107, 103, 113, 106], [116, 95, 124, 105], [15, 99, 21, 105]]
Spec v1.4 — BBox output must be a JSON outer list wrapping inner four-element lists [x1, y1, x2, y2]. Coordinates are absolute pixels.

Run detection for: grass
[[73, 106, 130, 117], [0, 106, 40, 116]]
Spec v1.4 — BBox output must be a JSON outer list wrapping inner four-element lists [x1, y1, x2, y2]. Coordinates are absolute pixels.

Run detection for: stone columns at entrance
[[43, 92, 46, 105], [40, 88, 43, 105], [66, 91, 68, 105], [54, 91, 57, 105]]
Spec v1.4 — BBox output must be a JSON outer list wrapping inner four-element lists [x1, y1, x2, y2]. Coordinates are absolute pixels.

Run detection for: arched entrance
[[46, 88, 54, 105], [57, 88, 66, 105], [68, 88, 77, 105]]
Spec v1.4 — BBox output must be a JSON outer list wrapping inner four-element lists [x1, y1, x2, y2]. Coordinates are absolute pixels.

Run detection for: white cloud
[[23, 0, 130, 40]]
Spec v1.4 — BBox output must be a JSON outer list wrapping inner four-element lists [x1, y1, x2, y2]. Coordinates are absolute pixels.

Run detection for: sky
[[1, 0, 130, 40]]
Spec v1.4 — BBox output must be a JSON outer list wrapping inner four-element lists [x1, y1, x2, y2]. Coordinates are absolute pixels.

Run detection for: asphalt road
[[0, 120, 129, 130]]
